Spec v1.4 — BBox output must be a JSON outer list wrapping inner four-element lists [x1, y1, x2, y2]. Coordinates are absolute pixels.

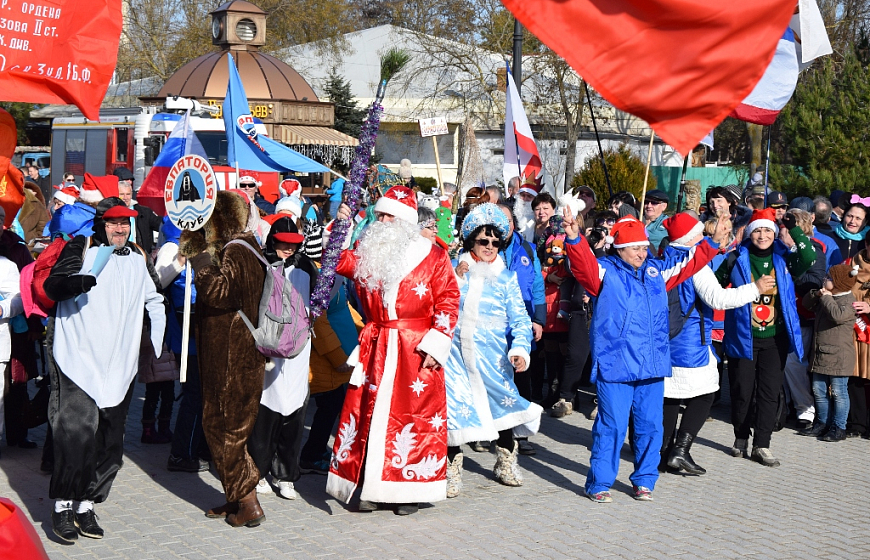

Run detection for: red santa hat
[[519, 176, 542, 197], [79, 173, 119, 204], [610, 216, 649, 248], [663, 212, 705, 246], [238, 175, 261, 187], [275, 195, 303, 219], [373, 185, 418, 224], [53, 185, 80, 206], [279, 178, 301, 198], [745, 208, 778, 236]]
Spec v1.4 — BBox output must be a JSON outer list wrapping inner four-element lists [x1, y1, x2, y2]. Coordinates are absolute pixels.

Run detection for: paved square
[[2, 384, 869, 559]]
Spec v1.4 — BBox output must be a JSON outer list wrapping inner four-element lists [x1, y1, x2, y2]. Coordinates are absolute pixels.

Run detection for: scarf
[[834, 223, 870, 242]]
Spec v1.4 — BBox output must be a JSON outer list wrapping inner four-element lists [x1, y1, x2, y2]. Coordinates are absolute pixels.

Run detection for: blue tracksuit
[[566, 233, 719, 494]]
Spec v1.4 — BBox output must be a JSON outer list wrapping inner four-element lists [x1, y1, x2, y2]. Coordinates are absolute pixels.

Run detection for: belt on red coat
[[359, 317, 431, 347]]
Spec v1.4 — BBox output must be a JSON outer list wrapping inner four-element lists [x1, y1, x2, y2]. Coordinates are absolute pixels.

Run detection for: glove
[[781, 213, 797, 231], [80, 275, 97, 293], [179, 229, 208, 258]]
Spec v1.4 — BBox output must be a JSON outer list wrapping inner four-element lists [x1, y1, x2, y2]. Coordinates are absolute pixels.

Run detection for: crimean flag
[[730, 29, 799, 125], [500, 0, 796, 154], [503, 66, 543, 189], [137, 110, 208, 204]]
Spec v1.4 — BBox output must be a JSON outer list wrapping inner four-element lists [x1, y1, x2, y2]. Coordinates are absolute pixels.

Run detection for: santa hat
[[275, 195, 303, 218], [610, 216, 649, 248], [519, 176, 542, 197], [829, 263, 860, 294], [374, 185, 417, 224], [238, 175, 261, 187], [80, 173, 119, 204], [53, 186, 80, 206], [279, 178, 301, 198], [663, 212, 705, 246], [745, 208, 778, 236]]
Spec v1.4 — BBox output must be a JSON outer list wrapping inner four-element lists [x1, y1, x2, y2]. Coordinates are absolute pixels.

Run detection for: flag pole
[[676, 152, 689, 212], [584, 82, 612, 197], [640, 130, 655, 210], [179, 261, 192, 383], [763, 126, 771, 207]]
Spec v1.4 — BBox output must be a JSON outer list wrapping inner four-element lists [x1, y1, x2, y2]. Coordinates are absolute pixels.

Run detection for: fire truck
[[49, 97, 281, 213]]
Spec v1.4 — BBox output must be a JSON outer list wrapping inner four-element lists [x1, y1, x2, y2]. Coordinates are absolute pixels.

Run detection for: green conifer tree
[[323, 68, 367, 139]]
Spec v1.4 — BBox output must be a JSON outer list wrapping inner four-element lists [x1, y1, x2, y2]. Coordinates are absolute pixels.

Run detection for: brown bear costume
[[179, 191, 267, 527]]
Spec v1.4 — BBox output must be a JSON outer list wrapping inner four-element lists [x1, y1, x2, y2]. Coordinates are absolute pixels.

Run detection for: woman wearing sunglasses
[[442, 203, 540, 498]]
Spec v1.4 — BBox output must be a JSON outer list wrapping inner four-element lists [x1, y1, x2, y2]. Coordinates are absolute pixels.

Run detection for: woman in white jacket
[[0, 253, 24, 456], [660, 214, 772, 475]]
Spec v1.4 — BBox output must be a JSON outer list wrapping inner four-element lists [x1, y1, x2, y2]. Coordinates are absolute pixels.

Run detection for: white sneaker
[[276, 480, 297, 499], [255, 478, 271, 495]]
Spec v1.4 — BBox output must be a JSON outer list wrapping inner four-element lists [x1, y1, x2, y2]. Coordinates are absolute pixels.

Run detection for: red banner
[[501, 0, 795, 154], [0, 0, 122, 120]]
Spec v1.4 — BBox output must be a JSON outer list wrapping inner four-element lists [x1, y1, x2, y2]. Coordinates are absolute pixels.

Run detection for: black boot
[[666, 430, 706, 475]]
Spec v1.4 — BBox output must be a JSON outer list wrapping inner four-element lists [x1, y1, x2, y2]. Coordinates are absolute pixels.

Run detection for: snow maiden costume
[[443, 203, 540, 497], [326, 186, 460, 515]]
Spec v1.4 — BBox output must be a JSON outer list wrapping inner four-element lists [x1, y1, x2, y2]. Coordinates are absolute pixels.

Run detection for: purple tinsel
[[310, 103, 383, 318]]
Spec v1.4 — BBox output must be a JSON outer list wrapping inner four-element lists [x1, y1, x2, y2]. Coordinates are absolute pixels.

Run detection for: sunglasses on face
[[596, 218, 616, 226], [644, 199, 665, 206], [475, 238, 501, 248], [240, 184, 257, 189]]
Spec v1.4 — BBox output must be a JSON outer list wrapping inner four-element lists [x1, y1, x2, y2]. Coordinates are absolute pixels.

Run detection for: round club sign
[[164, 155, 216, 231]]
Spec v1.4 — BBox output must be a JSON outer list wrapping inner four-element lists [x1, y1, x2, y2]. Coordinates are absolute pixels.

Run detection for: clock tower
[[210, 0, 267, 51]]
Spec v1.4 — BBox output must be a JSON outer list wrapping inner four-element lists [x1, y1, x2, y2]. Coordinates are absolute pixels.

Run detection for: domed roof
[[157, 50, 319, 101]]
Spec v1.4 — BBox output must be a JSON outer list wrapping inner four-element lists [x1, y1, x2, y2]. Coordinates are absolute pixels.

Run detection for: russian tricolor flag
[[138, 110, 208, 214], [730, 28, 799, 125]]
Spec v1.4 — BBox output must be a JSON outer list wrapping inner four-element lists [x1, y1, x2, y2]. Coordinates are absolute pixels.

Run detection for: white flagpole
[[179, 261, 192, 383]]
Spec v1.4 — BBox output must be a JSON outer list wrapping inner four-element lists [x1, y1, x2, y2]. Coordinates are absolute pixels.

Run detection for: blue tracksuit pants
[[585, 377, 663, 494]]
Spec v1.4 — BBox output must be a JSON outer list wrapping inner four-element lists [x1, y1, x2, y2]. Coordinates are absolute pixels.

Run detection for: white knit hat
[[275, 195, 302, 219]]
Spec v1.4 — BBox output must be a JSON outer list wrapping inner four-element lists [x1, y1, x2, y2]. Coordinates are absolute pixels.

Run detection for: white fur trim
[[374, 196, 417, 224], [519, 187, 538, 196], [671, 221, 705, 246], [359, 328, 447, 504], [54, 191, 77, 205], [507, 403, 543, 438], [325, 472, 357, 504], [746, 219, 777, 235], [346, 345, 360, 366], [417, 329, 452, 366], [275, 196, 302, 218], [507, 347, 531, 373], [79, 189, 103, 204], [612, 240, 650, 248]]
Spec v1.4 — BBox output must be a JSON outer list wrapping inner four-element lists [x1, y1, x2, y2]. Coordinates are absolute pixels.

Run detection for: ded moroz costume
[[326, 186, 460, 514]]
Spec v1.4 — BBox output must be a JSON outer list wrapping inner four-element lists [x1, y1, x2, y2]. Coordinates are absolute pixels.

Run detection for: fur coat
[[180, 191, 266, 502]]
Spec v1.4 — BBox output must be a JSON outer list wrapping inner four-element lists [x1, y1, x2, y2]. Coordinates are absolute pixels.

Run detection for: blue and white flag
[[223, 54, 330, 174]]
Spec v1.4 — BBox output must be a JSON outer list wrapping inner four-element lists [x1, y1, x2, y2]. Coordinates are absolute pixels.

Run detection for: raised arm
[[562, 208, 604, 296]]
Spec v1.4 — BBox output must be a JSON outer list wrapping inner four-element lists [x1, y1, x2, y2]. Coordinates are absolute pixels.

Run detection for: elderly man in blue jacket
[[562, 213, 729, 503]]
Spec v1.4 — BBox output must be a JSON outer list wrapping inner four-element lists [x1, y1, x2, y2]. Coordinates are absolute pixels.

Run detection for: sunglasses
[[475, 238, 501, 248], [240, 183, 257, 188], [644, 199, 666, 205], [596, 218, 616, 226]]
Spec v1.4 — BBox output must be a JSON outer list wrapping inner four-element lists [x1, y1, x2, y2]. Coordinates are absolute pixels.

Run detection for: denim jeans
[[812, 373, 850, 430]]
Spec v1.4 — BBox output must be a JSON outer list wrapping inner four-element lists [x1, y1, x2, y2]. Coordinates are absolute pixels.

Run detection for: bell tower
[[210, 1, 267, 51]]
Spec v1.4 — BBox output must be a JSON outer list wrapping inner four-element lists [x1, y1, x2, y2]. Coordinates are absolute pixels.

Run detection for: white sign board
[[419, 116, 449, 138], [164, 154, 217, 231]]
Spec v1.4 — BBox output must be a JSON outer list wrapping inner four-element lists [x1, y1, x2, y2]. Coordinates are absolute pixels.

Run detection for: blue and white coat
[[444, 252, 542, 446]]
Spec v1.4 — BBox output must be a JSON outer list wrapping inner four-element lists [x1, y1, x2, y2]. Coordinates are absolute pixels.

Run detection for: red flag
[[0, 0, 123, 120], [501, 0, 796, 154]]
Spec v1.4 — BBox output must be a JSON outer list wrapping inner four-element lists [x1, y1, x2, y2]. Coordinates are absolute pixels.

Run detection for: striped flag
[[503, 66, 543, 190], [138, 110, 208, 201], [730, 29, 799, 125]]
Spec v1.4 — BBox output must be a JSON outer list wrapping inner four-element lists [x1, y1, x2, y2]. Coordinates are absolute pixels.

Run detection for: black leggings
[[143, 380, 175, 421], [662, 392, 715, 450], [559, 313, 590, 400], [448, 430, 514, 460]]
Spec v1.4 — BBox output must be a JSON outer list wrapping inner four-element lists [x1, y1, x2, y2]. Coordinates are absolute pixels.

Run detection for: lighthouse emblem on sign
[[164, 155, 216, 231]]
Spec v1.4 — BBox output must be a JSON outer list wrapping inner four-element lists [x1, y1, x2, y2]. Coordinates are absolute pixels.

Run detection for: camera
[[586, 226, 608, 247]]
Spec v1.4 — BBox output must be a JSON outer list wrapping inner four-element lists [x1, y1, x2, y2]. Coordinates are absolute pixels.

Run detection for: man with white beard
[[326, 186, 460, 516], [513, 176, 541, 242]]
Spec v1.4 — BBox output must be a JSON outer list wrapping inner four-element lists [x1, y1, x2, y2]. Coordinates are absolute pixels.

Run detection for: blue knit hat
[[460, 202, 510, 240]]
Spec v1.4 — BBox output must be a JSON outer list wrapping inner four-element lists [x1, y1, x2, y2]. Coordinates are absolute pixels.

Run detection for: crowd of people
[[1, 163, 869, 541]]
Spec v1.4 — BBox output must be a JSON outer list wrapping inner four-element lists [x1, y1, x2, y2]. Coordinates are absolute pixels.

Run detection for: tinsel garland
[[310, 103, 383, 318]]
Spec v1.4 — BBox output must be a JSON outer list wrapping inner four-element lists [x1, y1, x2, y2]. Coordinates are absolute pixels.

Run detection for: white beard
[[513, 197, 535, 242], [354, 219, 420, 294]]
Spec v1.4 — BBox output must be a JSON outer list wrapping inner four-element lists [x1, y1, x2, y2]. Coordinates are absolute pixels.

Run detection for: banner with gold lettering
[[0, 0, 122, 120]]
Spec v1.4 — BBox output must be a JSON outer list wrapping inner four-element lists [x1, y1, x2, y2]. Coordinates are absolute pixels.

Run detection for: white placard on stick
[[419, 116, 448, 137], [164, 155, 217, 382]]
